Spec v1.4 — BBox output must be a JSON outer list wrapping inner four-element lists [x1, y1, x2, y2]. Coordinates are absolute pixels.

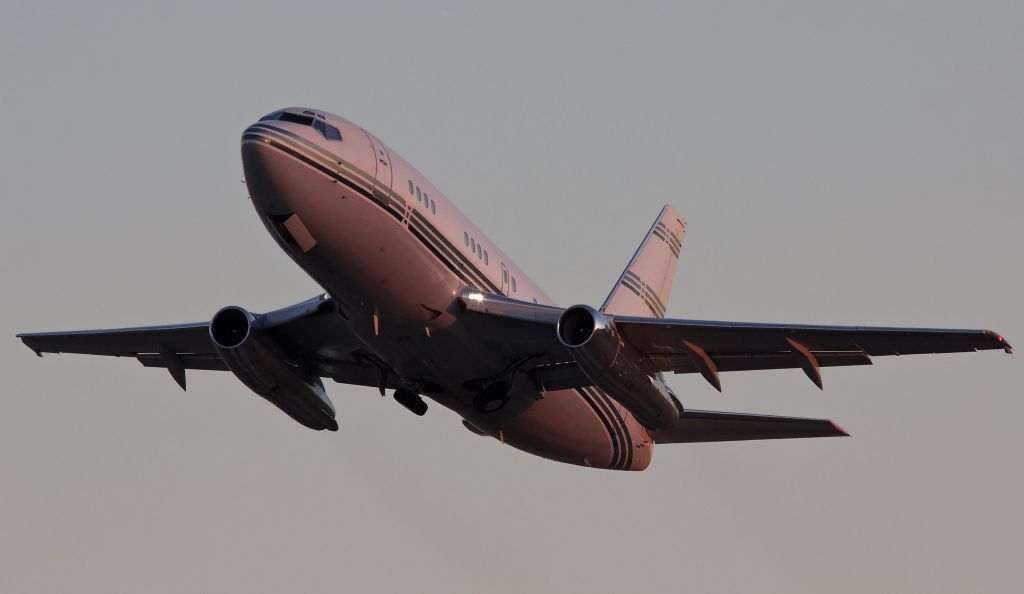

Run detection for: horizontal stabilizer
[[650, 409, 847, 443]]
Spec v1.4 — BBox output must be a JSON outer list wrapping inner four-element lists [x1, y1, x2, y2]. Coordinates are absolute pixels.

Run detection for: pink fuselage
[[240, 108, 652, 470]]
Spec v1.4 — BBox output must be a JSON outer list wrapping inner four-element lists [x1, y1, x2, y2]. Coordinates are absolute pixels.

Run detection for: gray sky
[[1, 2, 1021, 592]]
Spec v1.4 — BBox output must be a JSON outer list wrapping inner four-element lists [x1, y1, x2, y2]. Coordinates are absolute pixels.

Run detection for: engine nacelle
[[556, 305, 680, 430], [210, 306, 338, 431]]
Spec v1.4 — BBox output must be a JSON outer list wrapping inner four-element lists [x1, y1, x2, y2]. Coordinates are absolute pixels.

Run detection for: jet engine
[[556, 305, 680, 430], [209, 306, 338, 431]]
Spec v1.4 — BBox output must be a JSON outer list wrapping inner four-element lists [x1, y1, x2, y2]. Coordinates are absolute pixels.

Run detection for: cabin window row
[[463, 232, 489, 265], [407, 180, 436, 215]]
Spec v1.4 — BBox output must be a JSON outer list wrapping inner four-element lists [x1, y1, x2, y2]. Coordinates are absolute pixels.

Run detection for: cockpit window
[[259, 112, 341, 140], [279, 112, 315, 126], [313, 119, 343, 141]]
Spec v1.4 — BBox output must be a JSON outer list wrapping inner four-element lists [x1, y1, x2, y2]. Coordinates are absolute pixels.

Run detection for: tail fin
[[600, 204, 685, 318]]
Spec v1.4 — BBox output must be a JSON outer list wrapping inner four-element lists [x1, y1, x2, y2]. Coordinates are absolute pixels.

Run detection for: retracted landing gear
[[393, 388, 428, 416], [472, 381, 511, 413]]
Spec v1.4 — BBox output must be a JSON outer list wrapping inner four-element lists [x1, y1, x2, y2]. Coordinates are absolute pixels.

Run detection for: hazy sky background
[[1, 2, 1021, 592]]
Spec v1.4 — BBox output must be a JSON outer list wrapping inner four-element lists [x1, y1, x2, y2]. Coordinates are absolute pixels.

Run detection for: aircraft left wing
[[18, 295, 390, 390], [457, 290, 1012, 391]]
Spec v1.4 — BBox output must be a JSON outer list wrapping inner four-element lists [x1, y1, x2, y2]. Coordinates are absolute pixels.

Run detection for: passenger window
[[430, 199, 436, 214], [470, 238, 475, 252], [478, 244, 483, 258], [423, 192, 428, 207], [483, 250, 488, 265], [416, 187, 421, 202], [464, 232, 469, 246], [511, 277, 517, 292], [408, 180, 414, 194]]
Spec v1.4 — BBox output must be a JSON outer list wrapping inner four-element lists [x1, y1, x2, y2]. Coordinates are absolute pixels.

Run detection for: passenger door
[[500, 263, 510, 296], [363, 132, 393, 196]]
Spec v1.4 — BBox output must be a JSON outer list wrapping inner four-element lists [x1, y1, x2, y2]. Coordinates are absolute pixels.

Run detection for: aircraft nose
[[240, 127, 305, 217]]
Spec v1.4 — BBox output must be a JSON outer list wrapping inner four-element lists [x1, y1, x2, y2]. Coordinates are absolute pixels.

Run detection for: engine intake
[[556, 305, 680, 430], [557, 305, 600, 347], [210, 306, 338, 431], [210, 306, 251, 348]]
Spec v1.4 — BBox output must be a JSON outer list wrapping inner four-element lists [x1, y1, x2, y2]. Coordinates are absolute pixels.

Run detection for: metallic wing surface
[[458, 290, 1012, 393], [18, 295, 391, 393]]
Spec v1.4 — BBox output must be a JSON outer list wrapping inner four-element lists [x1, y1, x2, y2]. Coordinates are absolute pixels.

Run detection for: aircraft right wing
[[18, 295, 394, 391]]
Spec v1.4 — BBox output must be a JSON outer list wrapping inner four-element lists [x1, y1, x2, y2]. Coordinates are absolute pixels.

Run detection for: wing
[[651, 409, 848, 443], [457, 290, 1012, 390], [615, 316, 1011, 389], [18, 295, 390, 390]]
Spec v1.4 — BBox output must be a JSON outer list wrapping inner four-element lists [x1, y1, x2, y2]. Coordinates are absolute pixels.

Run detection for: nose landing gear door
[[362, 131, 394, 203]]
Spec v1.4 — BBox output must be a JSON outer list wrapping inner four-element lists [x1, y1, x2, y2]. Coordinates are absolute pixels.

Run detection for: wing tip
[[983, 330, 1013, 354], [16, 334, 44, 356], [995, 333, 1012, 354], [830, 420, 850, 437]]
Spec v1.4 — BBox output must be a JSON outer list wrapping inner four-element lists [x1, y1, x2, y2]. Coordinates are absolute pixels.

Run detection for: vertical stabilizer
[[600, 205, 685, 318]]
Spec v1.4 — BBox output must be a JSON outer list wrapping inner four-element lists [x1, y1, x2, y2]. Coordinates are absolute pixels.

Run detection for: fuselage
[[240, 107, 652, 470]]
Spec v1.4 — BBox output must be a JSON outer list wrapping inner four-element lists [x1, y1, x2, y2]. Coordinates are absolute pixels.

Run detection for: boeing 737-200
[[18, 107, 1012, 470]]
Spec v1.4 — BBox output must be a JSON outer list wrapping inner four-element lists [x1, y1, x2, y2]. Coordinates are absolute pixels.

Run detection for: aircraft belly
[[486, 388, 653, 471], [243, 138, 655, 470]]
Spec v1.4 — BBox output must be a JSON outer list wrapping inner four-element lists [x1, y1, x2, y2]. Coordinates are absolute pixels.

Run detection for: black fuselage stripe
[[579, 386, 621, 469], [583, 386, 632, 470], [253, 124, 504, 294], [605, 395, 634, 469], [409, 216, 493, 290], [244, 130, 502, 294], [574, 388, 622, 469], [410, 211, 497, 292]]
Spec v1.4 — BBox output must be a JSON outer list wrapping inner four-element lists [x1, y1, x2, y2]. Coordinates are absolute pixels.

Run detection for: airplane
[[18, 107, 1012, 471]]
